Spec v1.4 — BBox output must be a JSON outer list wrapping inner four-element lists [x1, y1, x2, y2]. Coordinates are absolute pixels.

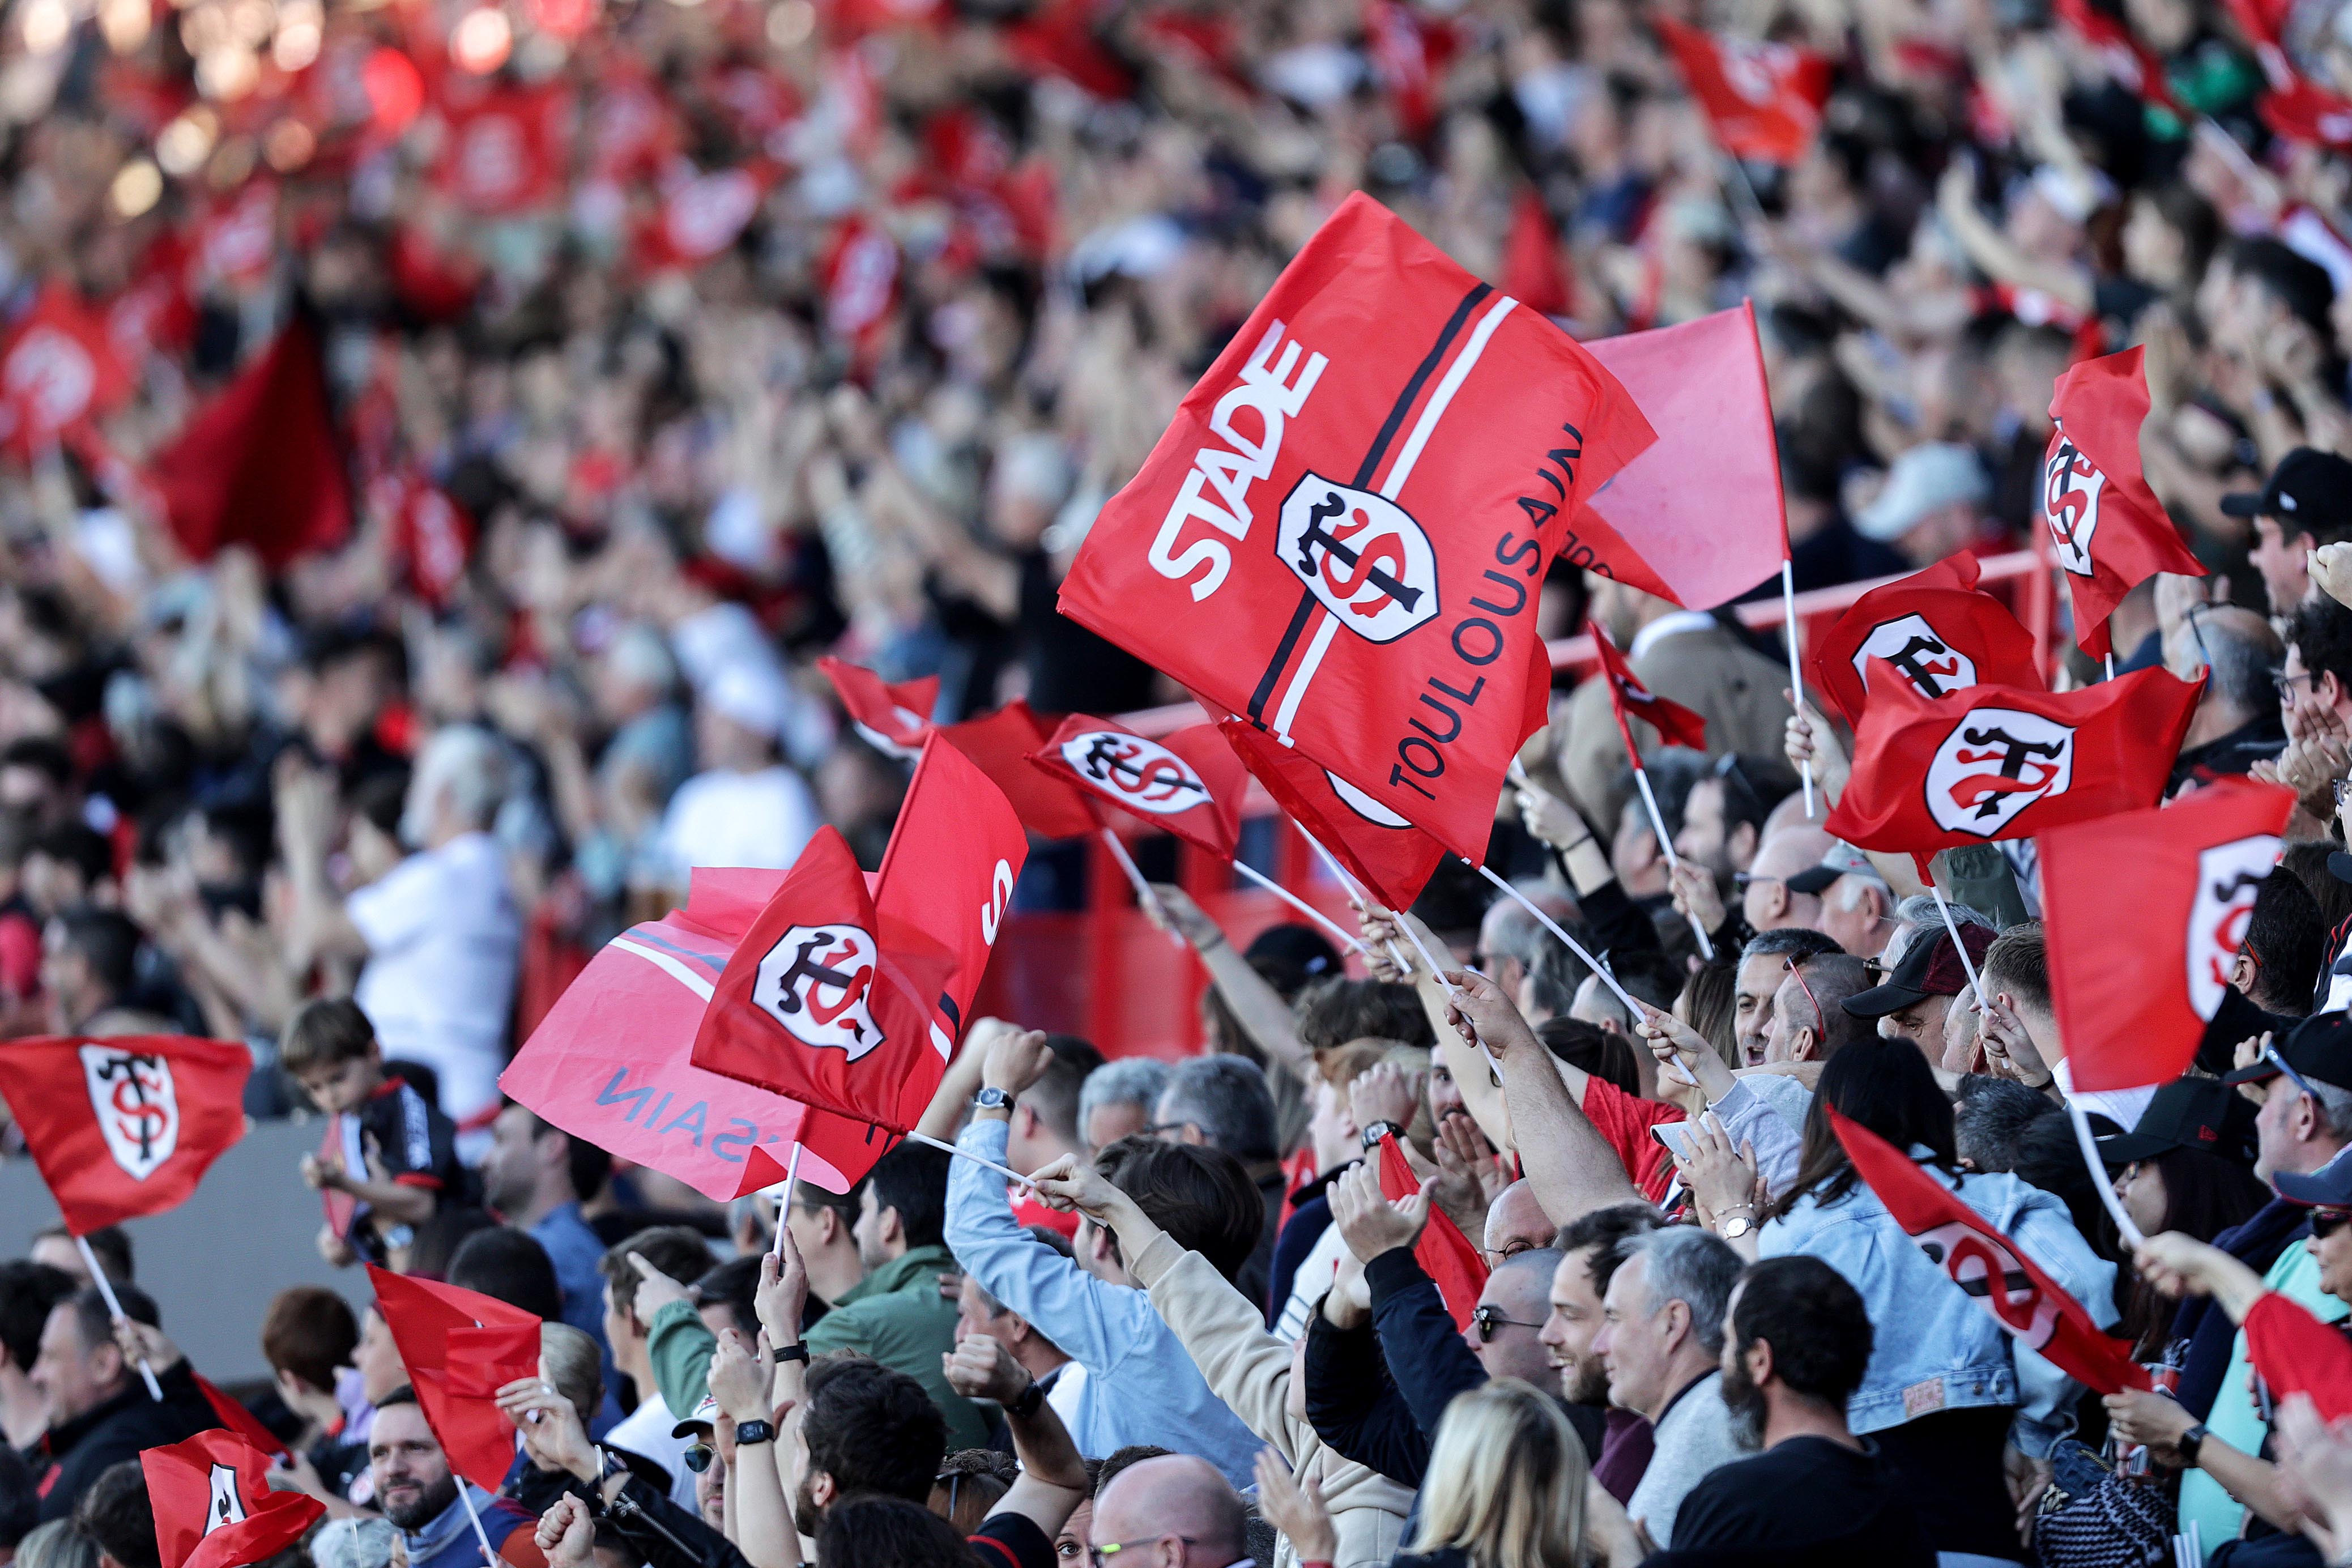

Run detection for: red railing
[[970, 549, 2059, 1057]]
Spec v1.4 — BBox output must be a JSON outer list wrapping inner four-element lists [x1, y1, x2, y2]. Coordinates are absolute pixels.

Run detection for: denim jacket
[[1758, 1149, 2119, 1457]]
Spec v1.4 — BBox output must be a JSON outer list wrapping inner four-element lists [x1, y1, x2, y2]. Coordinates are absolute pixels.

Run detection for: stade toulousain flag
[[940, 699, 1101, 841], [1220, 716, 1448, 910], [1375, 1133, 1490, 1332], [1824, 667, 2201, 879], [142, 1430, 323, 1568], [818, 658, 940, 761], [0, 285, 133, 453], [2046, 347, 2203, 658], [0, 1036, 250, 1235], [1030, 718, 1247, 858], [1060, 192, 1655, 867], [1592, 627, 1708, 756], [2042, 778, 2294, 1093], [1829, 1107, 2150, 1396], [366, 1266, 543, 1492], [1806, 553, 2046, 727], [1652, 19, 1833, 164]]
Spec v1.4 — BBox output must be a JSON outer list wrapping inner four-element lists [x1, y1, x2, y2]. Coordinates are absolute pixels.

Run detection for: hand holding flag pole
[[79, 1237, 162, 1401], [1784, 562, 1814, 817]]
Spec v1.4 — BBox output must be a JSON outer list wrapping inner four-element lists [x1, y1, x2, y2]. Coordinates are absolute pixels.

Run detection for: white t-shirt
[[1273, 1220, 1351, 1342], [657, 766, 820, 877], [349, 832, 519, 1125], [606, 1388, 700, 1510]]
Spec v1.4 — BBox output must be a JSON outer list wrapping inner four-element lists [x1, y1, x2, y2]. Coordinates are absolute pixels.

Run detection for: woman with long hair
[[1391, 1379, 1591, 1568]]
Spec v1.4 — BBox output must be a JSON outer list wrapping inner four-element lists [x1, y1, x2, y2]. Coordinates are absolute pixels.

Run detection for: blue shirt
[[944, 1119, 1262, 1487], [401, 1485, 534, 1568], [531, 1201, 622, 1435]]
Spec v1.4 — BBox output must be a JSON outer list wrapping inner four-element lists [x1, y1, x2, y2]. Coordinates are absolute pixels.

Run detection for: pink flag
[[1563, 303, 1788, 608]]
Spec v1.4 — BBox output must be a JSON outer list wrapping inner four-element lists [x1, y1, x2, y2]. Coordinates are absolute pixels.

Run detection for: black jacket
[[32, 1361, 218, 1521], [595, 1472, 753, 1568]]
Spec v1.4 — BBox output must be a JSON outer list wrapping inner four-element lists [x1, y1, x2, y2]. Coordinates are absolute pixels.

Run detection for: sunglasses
[[682, 1443, 715, 1473], [2267, 1043, 2324, 1106], [2312, 1209, 2352, 1240], [1469, 1304, 1545, 1343]]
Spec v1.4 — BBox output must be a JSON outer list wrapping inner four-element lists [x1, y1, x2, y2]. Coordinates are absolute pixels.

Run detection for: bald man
[[1090, 1455, 1249, 1568], [1739, 826, 1835, 934], [1482, 1181, 1555, 1263], [1467, 1249, 1565, 1388]]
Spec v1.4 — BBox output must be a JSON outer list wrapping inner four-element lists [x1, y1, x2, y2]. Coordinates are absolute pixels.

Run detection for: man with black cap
[[2223, 447, 2352, 618], [1842, 924, 1997, 1060]]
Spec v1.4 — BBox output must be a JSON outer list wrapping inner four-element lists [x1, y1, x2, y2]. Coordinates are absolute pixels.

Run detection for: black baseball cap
[[2221, 1011, 2352, 1090], [1843, 924, 1996, 1019], [2095, 1076, 2258, 1166], [2219, 448, 2352, 534]]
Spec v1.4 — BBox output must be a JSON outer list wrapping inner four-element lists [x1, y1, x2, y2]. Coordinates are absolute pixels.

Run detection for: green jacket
[[803, 1243, 988, 1450], [646, 1298, 717, 1428]]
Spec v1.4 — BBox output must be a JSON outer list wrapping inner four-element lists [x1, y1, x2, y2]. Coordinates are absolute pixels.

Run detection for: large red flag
[[148, 318, 351, 570], [817, 658, 940, 761], [1219, 717, 1447, 910], [2041, 778, 2294, 1093], [1566, 305, 1788, 609], [1591, 627, 1707, 756], [194, 1374, 286, 1458], [2044, 347, 2203, 658], [0, 285, 133, 452], [1823, 668, 2202, 877], [1807, 554, 2047, 727], [434, 83, 570, 216], [1827, 1106, 2149, 1395], [1058, 191, 1654, 866], [1376, 1133, 1489, 1332], [2246, 1291, 2352, 1423], [1030, 718, 1246, 858], [142, 1430, 323, 1568], [688, 828, 957, 1182], [0, 1036, 249, 1235], [365, 1266, 540, 1493], [1653, 19, 1832, 164], [939, 700, 1099, 840]]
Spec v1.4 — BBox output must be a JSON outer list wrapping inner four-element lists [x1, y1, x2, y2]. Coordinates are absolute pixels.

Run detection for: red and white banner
[[1219, 715, 1446, 911], [0, 1035, 249, 1235], [1807, 553, 2046, 727], [939, 698, 1106, 841], [434, 84, 570, 216], [0, 286, 133, 451], [1030, 717, 1246, 858], [2044, 347, 2203, 658], [1059, 192, 1653, 864], [2041, 777, 2294, 1092], [142, 1430, 323, 1568], [1592, 625, 1707, 757], [1654, 19, 1833, 164]]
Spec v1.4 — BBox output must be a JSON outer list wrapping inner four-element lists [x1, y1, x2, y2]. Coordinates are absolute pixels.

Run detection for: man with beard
[[368, 1391, 543, 1568], [1617, 1256, 1933, 1563], [1536, 1204, 1660, 1503], [783, 1357, 945, 1539]]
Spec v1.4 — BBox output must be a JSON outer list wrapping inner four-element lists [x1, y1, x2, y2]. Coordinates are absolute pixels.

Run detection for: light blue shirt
[[944, 1119, 1262, 1487], [531, 1201, 622, 1436]]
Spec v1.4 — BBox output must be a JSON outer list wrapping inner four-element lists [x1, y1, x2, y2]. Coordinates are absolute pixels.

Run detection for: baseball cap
[[2326, 849, 2352, 887], [1842, 924, 1995, 1019], [1855, 444, 1991, 543], [2276, 1142, 2352, 1207], [2219, 448, 2352, 534], [671, 1394, 720, 1438], [2095, 1076, 2259, 1166], [1784, 842, 1891, 896], [2221, 1011, 2352, 1090]]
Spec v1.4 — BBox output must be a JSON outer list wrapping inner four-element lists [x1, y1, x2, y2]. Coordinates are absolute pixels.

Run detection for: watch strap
[[2180, 1423, 2208, 1465], [1008, 1380, 1045, 1420], [734, 1419, 776, 1446], [1360, 1120, 1403, 1150], [776, 1341, 809, 1365]]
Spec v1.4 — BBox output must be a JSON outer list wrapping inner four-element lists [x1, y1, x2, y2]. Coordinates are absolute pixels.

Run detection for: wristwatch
[[2179, 1423, 2208, 1467], [1360, 1120, 1403, 1150], [1008, 1380, 1045, 1420], [734, 1420, 776, 1447], [974, 1086, 1013, 1113], [775, 1342, 809, 1365], [1718, 1214, 1755, 1241]]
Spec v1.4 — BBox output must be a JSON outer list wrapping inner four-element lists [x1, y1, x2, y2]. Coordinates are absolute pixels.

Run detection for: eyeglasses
[[1469, 1304, 1545, 1343], [2183, 601, 2218, 674], [1090, 1538, 1194, 1567], [2311, 1208, 2352, 1239], [681, 1443, 715, 1473], [1783, 955, 1825, 1039], [2272, 668, 2321, 702]]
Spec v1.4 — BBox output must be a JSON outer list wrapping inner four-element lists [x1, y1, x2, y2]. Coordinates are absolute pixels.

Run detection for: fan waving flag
[[1030, 718, 1246, 857], [2042, 778, 2294, 1093], [817, 658, 940, 761], [1220, 717, 1447, 910], [0, 1036, 250, 1235], [365, 1266, 541, 1492], [1653, 19, 1832, 164], [1376, 1133, 1489, 1332], [142, 1430, 323, 1568], [1827, 1107, 2149, 1395], [2045, 347, 2203, 658], [1059, 191, 1654, 867], [1568, 304, 1788, 610], [1592, 627, 1707, 755], [1808, 553, 2047, 726], [1823, 668, 2202, 878]]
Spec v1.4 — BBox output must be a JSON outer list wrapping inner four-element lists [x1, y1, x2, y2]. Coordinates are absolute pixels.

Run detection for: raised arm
[[1151, 884, 1311, 1083], [1442, 970, 1639, 1224], [943, 1336, 1089, 1539]]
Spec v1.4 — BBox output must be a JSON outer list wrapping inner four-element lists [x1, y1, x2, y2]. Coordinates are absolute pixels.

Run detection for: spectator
[[1761, 952, 1872, 1064], [813, 1498, 976, 1568], [286, 999, 463, 1268], [655, 668, 819, 881], [2229, 449, 2352, 616], [259, 1285, 359, 1450], [26, 1287, 214, 1522], [0, 1263, 73, 1450], [1840, 926, 1995, 1058], [2166, 604, 2286, 794], [598, 1229, 716, 1508], [1073, 1059, 1173, 1158], [1539, 1205, 1664, 1504], [67, 1463, 154, 1568], [1590, 1226, 1749, 1546], [952, 1267, 1073, 1427], [1731, 929, 1844, 1067], [1084, 1458, 1247, 1568], [1673, 758, 1776, 885], [1152, 1056, 1285, 1310], [480, 1103, 619, 1425], [40, 911, 161, 1038], [1852, 444, 1994, 569], [367, 1390, 538, 1568], [447, 1229, 564, 1322], [1392, 1380, 1597, 1568], [1736, 828, 1842, 939], [786, 1357, 946, 1534], [1002, 1035, 1102, 1238], [25, 1230, 129, 1290], [2236, 871, 2327, 1019], [1980, 922, 2153, 1129]]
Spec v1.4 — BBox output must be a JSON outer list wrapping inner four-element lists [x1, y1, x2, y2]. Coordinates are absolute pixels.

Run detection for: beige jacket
[[1130, 1232, 1413, 1568], [1558, 620, 1790, 829]]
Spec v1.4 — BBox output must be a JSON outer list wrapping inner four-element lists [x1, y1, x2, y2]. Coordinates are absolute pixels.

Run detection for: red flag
[[1654, 19, 1832, 164], [1823, 668, 2202, 877], [0, 286, 132, 451], [1058, 192, 1653, 866], [1827, 1106, 2149, 1395], [382, 475, 475, 608], [2041, 778, 2293, 1093], [2218, 0, 2352, 148], [1566, 305, 1788, 610], [149, 319, 351, 570], [1030, 718, 1246, 858], [2044, 347, 2203, 658], [688, 828, 957, 1183], [1499, 189, 1571, 320], [2247, 1291, 2352, 1422], [939, 700, 1098, 840], [1376, 1134, 1490, 1331], [501, 869, 860, 1201], [142, 1430, 323, 1568], [817, 658, 940, 761], [194, 1374, 286, 1458], [1218, 718, 1447, 910], [636, 166, 769, 272], [1591, 627, 1707, 757], [1807, 554, 2047, 727], [2051, 0, 2187, 113], [0, 1036, 249, 1235], [365, 1265, 539, 1493], [434, 83, 569, 216]]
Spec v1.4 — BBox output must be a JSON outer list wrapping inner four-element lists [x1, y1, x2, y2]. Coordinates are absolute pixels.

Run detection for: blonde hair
[[540, 1322, 602, 1420], [1406, 1379, 1588, 1568]]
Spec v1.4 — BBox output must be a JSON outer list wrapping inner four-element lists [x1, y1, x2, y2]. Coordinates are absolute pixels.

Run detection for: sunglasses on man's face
[[682, 1442, 715, 1473], [2312, 1208, 2352, 1241], [1468, 1303, 1544, 1343]]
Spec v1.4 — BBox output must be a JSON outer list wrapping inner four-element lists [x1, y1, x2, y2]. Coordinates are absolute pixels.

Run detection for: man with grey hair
[[1593, 1226, 1750, 1546], [2167, 602, 2286, 792], [1475, 884, 1571, 1017], [1077, 1058, 1171, 1156], [1153, 1056, 1285, 1310]]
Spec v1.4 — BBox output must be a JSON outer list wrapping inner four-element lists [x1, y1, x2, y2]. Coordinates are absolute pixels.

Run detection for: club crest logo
[[2044, 428, 2105, 580], [80, 1045, 177, 1181], [2187, 834, 2281, 1019], [752, 925, 885, 1060], [1855, 614, 1977, 701], [1914, 1220, 2059, 1352], [4, 326, 95, 431], [1276, 474, 1440, 644], [1062, 731, 1211, 815], [1925, 708, 2074, 836], [1327, 769, 1412, 828], [204, 1464, 248, 1536]]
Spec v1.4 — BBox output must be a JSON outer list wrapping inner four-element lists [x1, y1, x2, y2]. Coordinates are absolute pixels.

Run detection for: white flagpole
[[2104, 653, 2117, 682], [1292, 817, 1416, 978], [2069, 1096, 2145, 1248], [1230, 859, 1370, 954], [1630, 764, 1714, 959], [1783, 560, 1815, 818], [1925, 871, 1983, 998], [1100, 829, 1184, 949], [905, 1130, 1033, 1187], [769, 1143, 803, 1259], [76, 1237, 161, 1401], [454, 1483, 505, 1568]]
